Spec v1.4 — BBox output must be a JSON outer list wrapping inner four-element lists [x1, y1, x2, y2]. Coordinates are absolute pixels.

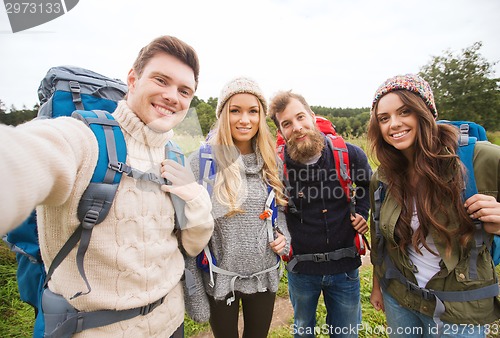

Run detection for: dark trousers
[[208, 291, 276, 338], [170, 323, 183, 338]]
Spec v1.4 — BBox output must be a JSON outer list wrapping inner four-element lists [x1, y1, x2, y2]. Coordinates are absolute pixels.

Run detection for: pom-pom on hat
[[216, 76, 267, 119], [371, 74, 438, 118]]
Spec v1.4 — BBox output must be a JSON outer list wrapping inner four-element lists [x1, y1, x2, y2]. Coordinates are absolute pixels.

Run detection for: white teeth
[[392, 131, 408, 138], [156, 105, 173, 115]]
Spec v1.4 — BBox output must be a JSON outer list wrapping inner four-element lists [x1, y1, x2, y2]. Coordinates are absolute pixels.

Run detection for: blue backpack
[[371, 120, 499, 328], [436, 120, 500, 266], [2, 66, 185, 338]]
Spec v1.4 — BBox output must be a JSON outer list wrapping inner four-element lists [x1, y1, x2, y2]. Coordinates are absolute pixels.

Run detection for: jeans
[[288, 269, 361, 338], [383, 290, 485, 338]]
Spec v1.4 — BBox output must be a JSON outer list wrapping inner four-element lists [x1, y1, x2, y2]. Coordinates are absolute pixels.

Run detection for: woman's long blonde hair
[[367, 90, 475, 257], [209, 97, 286, 216]]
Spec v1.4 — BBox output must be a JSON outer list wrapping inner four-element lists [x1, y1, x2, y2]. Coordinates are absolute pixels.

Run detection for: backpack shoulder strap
[[325, 134, 352, 203], [261, 186, 279, 243], [164, 140, 187, 230], [456, 135, 478, 200], [165, 140, 185, 165], [44, 110, 126, 298], [268, 187, 278, 230], [199, 143, 216, 195], [194, 145, 216, 287], [276, 144, 285, 162], [276, 144, 297, 214], [455, 132, 486, 278], [372, 181, 386, 266]]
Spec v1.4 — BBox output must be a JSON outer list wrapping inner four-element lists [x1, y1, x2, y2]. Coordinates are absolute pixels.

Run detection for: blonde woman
[[185, 77, 290, 338]]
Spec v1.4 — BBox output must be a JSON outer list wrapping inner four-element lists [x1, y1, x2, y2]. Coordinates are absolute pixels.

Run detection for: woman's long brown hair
[[368, 90, 475, 257]]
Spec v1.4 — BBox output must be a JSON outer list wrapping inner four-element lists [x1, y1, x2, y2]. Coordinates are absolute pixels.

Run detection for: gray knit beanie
[[215, 76, 267, 119]]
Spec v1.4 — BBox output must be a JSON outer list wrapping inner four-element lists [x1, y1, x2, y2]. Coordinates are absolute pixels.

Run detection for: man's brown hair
[[132, 35, 200, 89], [268, 90, 313, 128]]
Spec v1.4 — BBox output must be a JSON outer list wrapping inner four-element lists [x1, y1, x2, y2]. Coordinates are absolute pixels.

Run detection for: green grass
[[184, 316, 210, 337], [488, 131, 500, 146], [4, 240, 500, 338], [345, 136, 378, 169], [2, 132, 500, 337], [0, 242, 34, 338]]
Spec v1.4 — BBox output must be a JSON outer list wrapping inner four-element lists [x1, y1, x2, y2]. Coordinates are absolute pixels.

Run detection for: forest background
[[1, 42, 499, 136], [1, 42, 500, 337]]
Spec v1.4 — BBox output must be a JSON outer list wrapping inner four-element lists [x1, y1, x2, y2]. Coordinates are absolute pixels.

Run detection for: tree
[[266, 117, 277, 137], [419, 42, 500, 131], [331, 117, 351, 136], [194, 101, 216, 136], [0, 103, 37, 126], [0, 99, 6, 126], [190, 95, 202, 108], [207, 97, 218, 110]]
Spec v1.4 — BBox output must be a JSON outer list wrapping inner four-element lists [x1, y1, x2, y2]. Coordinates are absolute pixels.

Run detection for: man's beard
[[286, 128, 325, 164]]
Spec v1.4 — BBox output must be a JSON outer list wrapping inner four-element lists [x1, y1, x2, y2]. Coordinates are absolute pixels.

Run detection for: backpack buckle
[[140, 296, 165, 315], [312, 253, 328, 262], [68, 81, 82, 106], [259, 210, 272, 220], [108, 162, 123, 173], [69, 81, 80, 93], [69, 81, 81, 93], [406, 280, 433, 300], [109, 162, 124, 173], [145, 172, 163, 185], [459, 123, 470, 135], [82, 210, 99, 229]]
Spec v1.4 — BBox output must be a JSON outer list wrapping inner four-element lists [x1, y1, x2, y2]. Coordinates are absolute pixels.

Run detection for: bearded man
[[268, 91, 372, 338]]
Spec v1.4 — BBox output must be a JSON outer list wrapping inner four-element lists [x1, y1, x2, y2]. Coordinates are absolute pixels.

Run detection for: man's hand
[[465, 194, 500, 235], [351, 213, 368, 234], [160, 159, 202, 201], [270, 232, 287, 255]]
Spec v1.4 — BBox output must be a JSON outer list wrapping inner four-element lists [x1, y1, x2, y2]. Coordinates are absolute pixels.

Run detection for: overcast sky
[[1, 0, 499, 111]]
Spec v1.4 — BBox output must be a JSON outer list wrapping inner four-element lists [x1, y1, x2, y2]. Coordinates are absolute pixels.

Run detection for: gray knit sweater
[[185, 149, 290, 322]]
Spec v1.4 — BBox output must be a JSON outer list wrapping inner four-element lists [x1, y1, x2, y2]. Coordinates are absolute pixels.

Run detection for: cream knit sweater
[[0, 101, 214, 337]]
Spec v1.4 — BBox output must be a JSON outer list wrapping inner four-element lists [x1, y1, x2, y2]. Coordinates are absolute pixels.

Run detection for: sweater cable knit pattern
[[0, 100, 214, 337]]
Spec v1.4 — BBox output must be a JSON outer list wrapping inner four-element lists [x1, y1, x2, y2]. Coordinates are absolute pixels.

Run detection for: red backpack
[[275, 115, 368, 258], [276, 116, 352, 203]]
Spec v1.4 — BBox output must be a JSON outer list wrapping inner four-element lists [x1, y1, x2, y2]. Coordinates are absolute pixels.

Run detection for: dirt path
[[191, 252, 371, 338]]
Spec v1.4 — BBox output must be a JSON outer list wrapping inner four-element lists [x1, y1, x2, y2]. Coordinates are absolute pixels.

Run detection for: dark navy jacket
[[284, 137, 372, 275]]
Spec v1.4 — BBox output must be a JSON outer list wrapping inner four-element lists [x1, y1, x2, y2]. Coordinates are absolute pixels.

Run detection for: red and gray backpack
[[275, 115, 369, 261]]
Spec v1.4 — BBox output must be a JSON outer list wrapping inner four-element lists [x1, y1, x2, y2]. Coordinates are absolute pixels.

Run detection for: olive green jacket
[[370, 141, 500, 324]]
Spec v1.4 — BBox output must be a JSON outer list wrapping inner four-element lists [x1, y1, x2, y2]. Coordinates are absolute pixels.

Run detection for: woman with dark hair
[[368, 74, 500, 337]]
